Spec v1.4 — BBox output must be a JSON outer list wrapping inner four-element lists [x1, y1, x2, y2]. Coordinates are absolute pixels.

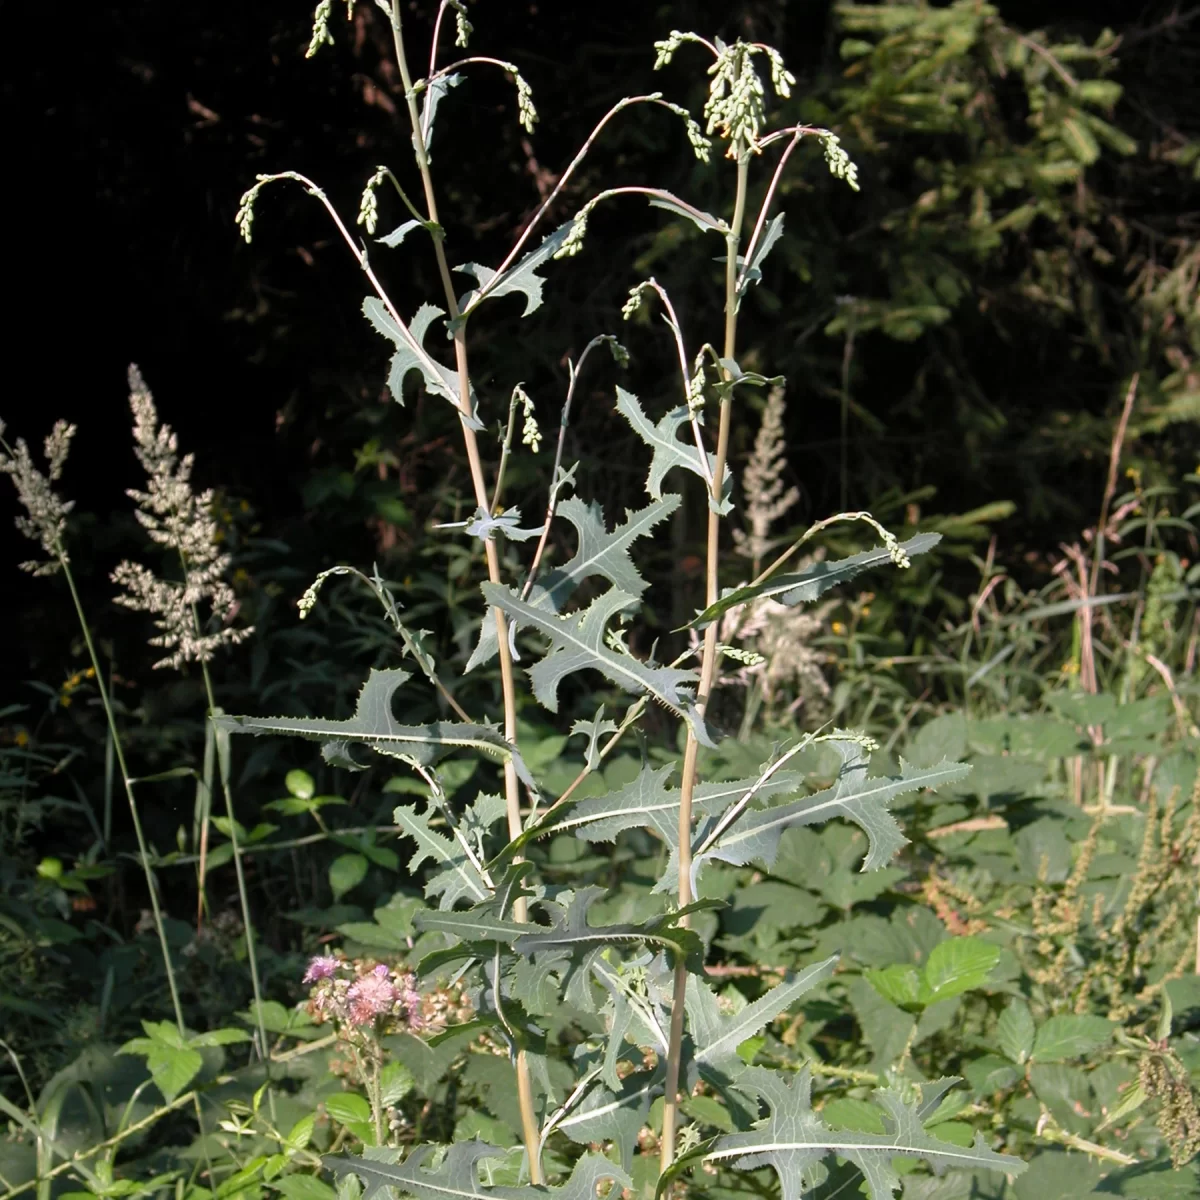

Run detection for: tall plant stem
[[660, 153, 751, 1172], [388, 7, 542, 1182]]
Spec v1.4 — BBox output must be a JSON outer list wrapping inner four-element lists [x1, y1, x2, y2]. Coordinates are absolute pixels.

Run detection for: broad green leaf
[[329, 853, 369, 901], [1030, 1015, 1113, 1063], [273, 1176, 338, 1200], [481, 584, 712, 746], [690, 532, 941, 628], [190, 1027, 252, 1049], [361, 299, 482, 429], [919, 938, 1000, 1004], [996, 999, 1035, 1065], [286, 769, 315, 799], [467, 496, 679, 672], [688, 957, 838, 1080], [864, 964, 922, 1010], [324, 1143, 628, 1200], [663, 1069, 1023, 1200], [394, 802, 491, 911], [456, 220, 573, 318], [324, 1094, 373, 1128], [696, 740, 970, 882], [119, 1031, 203, 1104], [217, 668, 533, 789], [614, 388, 733, 514]]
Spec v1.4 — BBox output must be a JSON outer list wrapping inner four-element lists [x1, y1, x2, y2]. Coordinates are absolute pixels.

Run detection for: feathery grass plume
[[733, 385, 799, 573], [0, 417, 77, 575], [112, 365, 252, 669]]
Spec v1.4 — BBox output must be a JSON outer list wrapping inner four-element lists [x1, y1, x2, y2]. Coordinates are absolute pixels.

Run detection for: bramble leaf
[[481, 584, 712, 745], [467, 495, 679, 671], [216, 668, 533, 788], [690, 532, 942, 628], [615, 388, 733, 513]]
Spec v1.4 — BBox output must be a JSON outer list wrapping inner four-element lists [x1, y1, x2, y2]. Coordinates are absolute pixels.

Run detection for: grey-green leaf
[[615, 388, 732, 514], [325, 1143, 628, 1200], [361, 298, 482, 429], [679, 1069, 1023, 1200], [216, 668, 533, 788], [690, 532, 942, 628], [456, 221, 574, 318], [695, 740, 971, 880], [481, 584, 711, 746], [394, 802, 492, 911], [467, 495, 679, 672], [737, 213, 785, 296]]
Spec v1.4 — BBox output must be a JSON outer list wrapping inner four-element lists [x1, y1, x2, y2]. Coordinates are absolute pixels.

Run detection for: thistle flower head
[[111, 365, 252, 670], [0, 418, 77, 576]]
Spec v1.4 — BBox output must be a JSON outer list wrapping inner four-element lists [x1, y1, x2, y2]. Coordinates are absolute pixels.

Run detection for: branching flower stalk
[[113, 366, 273, 1118]]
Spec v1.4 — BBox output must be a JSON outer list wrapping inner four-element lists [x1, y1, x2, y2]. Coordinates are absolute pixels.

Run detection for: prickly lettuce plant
[[227, 5, 1026, 1196]]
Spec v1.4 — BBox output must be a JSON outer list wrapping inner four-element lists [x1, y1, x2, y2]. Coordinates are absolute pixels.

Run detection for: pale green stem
[[386, 6, 542, 1181], [660, 152, 751, 1172]]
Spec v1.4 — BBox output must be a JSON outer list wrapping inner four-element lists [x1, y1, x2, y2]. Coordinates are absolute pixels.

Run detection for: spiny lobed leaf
[[500, 759, 804, 864], [468, 495, 679, 672], [691, 531, 942, 628], [394, 801, 493, 911], [216, 668, 533, 787], [669, 1069, 1023, 1200], [687, 957, 839, 1082], [615, 388, 733, 513], [325, 1143, 628, 1200], [362, 299, 482, 429], [456, 220, 574, 318], [691, 740, 971, 883], [481, 584, 712, 745]]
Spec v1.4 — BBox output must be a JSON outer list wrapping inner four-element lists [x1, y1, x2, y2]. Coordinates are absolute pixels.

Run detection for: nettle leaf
[[325, 1143, 628, 1200], [468, 495, 679, 672], [481, 584, 712, 746], [456, 221, 574, 318], [394, 802, 492, 911], [615, 388, 733, 514], [362, 298, 482, 429], [217, 668, 534, 789], [695, 740, 971, 879], [669, 1070, 1023, 1200], [688, 956, 838, 1082], [691, 532, 942, 628]]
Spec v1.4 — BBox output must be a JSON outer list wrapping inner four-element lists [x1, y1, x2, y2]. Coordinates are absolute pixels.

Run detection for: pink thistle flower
[[303, 955, 340, 983], [347, 967, 397, 1025]]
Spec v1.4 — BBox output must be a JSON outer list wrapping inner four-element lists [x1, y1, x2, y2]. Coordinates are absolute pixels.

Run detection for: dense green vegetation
[[2, 3, 1199, 1199]]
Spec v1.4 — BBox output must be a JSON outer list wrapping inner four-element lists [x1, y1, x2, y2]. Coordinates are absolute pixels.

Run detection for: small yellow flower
[[14, 730, 30, 747], [831, 621, 847, 636], [59, 695, 72, 708], [861, 606, 871, 618]]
